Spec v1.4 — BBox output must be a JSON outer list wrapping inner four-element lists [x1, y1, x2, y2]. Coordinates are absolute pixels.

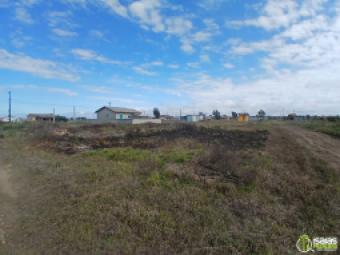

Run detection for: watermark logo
[[296, 234, 338, 253], [296, 234, 314, 253]]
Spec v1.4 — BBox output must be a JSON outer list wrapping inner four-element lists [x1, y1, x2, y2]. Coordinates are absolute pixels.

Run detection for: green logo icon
[[296, 234, 313, 253]]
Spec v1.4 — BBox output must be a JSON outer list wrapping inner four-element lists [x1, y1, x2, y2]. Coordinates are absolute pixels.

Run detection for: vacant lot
[[0, 121, 339, 255]]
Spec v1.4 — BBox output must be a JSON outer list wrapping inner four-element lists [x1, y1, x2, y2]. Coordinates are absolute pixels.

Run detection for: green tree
[[153, 108, 160, 119], [212, 110, 221, 120]]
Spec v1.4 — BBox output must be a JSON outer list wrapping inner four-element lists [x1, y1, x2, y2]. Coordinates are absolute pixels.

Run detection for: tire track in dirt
[[0, 163, 16, 246]]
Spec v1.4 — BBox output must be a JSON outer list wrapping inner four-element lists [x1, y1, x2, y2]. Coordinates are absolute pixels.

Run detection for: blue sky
[[0, 0, 340, 118]]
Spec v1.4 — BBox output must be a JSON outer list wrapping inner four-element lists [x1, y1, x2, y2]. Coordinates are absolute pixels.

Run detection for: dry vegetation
[[0, 121, 339, 255]]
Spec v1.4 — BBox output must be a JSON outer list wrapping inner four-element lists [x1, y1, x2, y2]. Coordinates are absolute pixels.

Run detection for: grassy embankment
[[303, 119, 340, 138]]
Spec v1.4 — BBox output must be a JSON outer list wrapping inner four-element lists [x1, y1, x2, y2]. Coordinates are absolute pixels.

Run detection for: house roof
[[95, 106, 141, 115]]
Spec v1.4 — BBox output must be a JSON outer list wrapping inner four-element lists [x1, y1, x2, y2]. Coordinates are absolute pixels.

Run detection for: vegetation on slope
[[303, 120, 340, 138]]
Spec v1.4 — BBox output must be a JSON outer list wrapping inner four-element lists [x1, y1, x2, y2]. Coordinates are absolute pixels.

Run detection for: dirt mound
[[38, 124, 268, 154]]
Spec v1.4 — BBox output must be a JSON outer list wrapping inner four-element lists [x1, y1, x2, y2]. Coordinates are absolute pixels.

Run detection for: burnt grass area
[[34, 123, 269, 154]]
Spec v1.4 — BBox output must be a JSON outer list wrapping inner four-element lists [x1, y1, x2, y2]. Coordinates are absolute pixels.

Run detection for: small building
[[238, 113, 249, 122], [288, 113, 297, 120], [182, 115, 203, 122], [95, 106, 141, 123], [160, 115, 175, 120], [27, 114, 54, 122]]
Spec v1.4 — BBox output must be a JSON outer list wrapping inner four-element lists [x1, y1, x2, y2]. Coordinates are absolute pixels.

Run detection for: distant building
[[95, 106, 141, 123], [0, 117, 9, 123], [160, 115, 175, 120], [238, 113, 249, 122], [288, 113, 297, 120], [182, 115, 203, 122], [27, 114, 54, 122]]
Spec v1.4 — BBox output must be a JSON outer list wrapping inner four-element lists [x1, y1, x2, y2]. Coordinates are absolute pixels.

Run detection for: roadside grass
[[302, 120, 340, 138]]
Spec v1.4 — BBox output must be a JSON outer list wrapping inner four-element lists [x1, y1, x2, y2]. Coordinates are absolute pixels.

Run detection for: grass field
[[302, 119, 340, 138], [0, 121, 339, 255]]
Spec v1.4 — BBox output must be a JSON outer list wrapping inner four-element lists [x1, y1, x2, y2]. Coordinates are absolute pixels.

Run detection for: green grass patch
[[146, 171, 172, 188], [159, 148, 197, 164], [303, 120, 340, 138], [84, 147, 199, 166], [84, 147, 156, 162]]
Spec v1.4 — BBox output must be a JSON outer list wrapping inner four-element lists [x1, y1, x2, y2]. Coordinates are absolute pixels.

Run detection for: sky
[[0, 0, 340, 118]]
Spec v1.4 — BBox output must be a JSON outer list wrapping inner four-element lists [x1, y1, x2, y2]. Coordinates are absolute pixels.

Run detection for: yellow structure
[[238, 113, 249, 122]]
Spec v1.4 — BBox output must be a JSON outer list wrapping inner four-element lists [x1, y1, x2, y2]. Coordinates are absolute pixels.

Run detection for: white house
[[95, 107, 141, 122], [183, 115, 203, 122]]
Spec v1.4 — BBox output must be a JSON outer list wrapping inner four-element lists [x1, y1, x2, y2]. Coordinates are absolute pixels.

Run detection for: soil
[[279, 125, 340, 172], [0, 162, 16, 250]]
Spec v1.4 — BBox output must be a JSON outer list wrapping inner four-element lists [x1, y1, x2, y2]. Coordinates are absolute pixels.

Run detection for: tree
[[55, 115, 68, 122], [257, 109, 266, 120], [153, 108, 160, 119], [212, 110, 221, 120], [232, 112, 238, 119]]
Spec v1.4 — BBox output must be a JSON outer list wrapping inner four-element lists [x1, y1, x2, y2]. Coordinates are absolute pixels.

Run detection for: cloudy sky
[[0, 0, 340, 118]]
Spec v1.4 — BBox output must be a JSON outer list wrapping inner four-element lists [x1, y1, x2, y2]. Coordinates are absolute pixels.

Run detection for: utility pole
[[53, 108, 55, 124], [8, 91, 11, 123], [73, 106, 76, 120], [108, 102, 111, 107]]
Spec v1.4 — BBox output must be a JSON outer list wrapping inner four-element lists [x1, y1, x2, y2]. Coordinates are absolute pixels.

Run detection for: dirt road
[[273, 124, 340, 171], [0, 162, 16, 250]]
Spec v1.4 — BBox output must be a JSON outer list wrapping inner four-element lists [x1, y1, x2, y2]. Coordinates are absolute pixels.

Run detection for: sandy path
[[0, 162, 16, 246], [275, 125, 340, 171]]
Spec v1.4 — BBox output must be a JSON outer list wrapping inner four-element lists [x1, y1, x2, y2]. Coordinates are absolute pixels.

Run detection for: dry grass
[[0, 122, 339, 254]]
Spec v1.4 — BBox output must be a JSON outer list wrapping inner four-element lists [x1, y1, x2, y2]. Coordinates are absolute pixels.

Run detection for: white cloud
[[231, 11, 340, 71], [200, 54, 210, 62], [47, 11, 73, 27], [20, 0, 41, 6], [171, 68, 340, 115], [197, 0, 228, 10], [89, 30, 105, 39], [10, 30, 32, 48], [48, 87, 78, 96], [168, 64, 179, 69], [180, 39, 195, 53], [187, 62, 200, 69], [133, 66, 156, 76], [62, 0, 87, 6], [149, 60, 163, 66], [181, 18, 220, 53], [166, 16, 193, 35], [223, 63, 234, 69], [60, 0, 219, 54], [84, 85, 113, 94], [280, 15, 327, 40], [232, 0, 326, 31], [102, 0, 128, 17], [52, 28, 78, 37], [129, 0, 165, 32], [0, 49, 78, 81], [71, 48, 123, 64], [15, 7, 34, 24]]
